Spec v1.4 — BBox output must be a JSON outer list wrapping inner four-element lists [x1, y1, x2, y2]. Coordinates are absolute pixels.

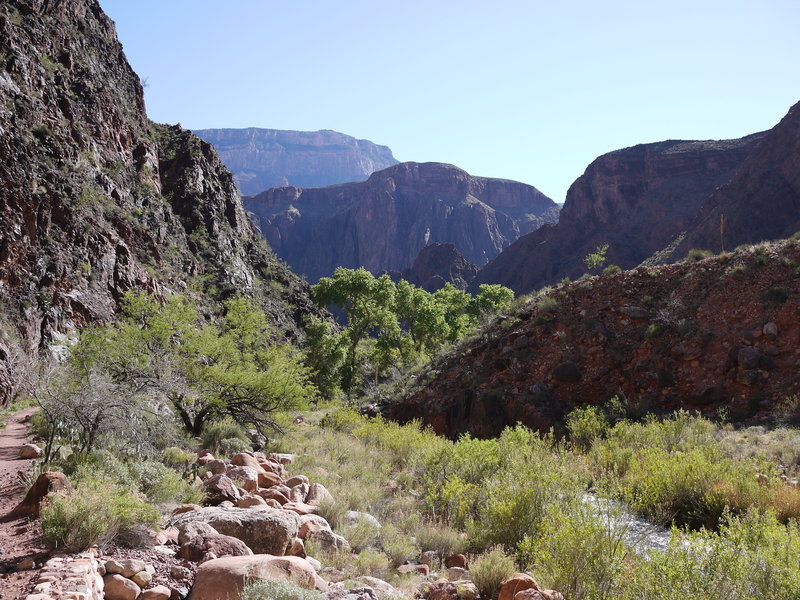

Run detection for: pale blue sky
[[101, 0, 799, 202]]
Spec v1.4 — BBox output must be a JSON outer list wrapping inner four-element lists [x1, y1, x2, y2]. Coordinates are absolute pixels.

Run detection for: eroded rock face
[[390, 243, 479, 291], [473, 134, 765, 294], [0, 0, 322, 405], [386, 242, 800, 438], [662, 101, 800, 262], [194, 128, 399, 195], [245, 162, 558, 283]]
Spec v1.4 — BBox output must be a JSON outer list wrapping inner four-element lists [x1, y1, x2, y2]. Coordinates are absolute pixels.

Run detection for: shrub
[[380, 524, 418, 566], [127, 460, 203, 505], [240, 580, 321, 600], [162, 446, 195, 469], [41, 476, 159, 551], [566, 406, 609, 451], [416, 523, 467, 564], [200, 419, 250, 455], [351, 548, 390, 577], [470, 547, 517, 600], [316, 497, 347, 530], [686, 248, 712, 262], [603, 264, 622, 275], [764, 286, 789, 306], [340, 516, 381, 552], [520, 501, 627, 600]]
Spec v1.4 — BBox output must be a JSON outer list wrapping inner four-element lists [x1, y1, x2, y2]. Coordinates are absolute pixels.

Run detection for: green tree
[[312, 268, 399, 394], [67, 292, 315, 437], [433, 283, 474, 341], [467, 284, 515, 321]]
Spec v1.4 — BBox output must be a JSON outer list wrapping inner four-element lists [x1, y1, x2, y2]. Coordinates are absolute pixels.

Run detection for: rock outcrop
[[473, 133, 765, 294], [387, 243, 479, 291], [657, 100, 800, 262], [194, 128, 398, 195], [385, 240, 800, 438], [0, 0, 320, 405], [245, 162, 559, 283]]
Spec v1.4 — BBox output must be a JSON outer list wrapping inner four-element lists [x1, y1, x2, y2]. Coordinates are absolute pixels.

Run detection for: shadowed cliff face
[[194, 128, 399, 195], [0, 0, 319, 405], [387, 243, 479, 292], [245, 162, 559, 283], [660, 101, 800, 262], [473, 134, 765, 294], [385, 242, 800, 439]]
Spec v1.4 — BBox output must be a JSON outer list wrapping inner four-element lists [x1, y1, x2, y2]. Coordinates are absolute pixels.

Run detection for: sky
[[100, 0, 799, 203]]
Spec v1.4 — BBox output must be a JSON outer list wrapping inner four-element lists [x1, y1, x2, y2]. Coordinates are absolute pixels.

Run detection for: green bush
[[200, 419, 250, 455], [351, 548, 390, 577], [127, 459, 203, 505], [41, 475, 159, 551], [240, 579, 321, 600], [416, 523, 467, 564], [566, 406, 609, 451], [520, 501, 627, 600], [686, 248, 713, 262], [380, 524, 418, 566], [162, 446, 195, 469], [470, 547, 517, 600]]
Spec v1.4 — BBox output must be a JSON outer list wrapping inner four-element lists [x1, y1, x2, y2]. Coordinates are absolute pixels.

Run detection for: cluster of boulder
[[102, 559, 170, 600]]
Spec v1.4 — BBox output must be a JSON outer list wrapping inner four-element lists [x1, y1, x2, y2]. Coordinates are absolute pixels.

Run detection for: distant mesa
[[193, 127, 399, 195], [244, 161, 560, 283]]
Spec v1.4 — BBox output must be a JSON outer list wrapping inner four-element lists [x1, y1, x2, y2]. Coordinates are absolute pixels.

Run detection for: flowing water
[[583, 493, 672, 554]]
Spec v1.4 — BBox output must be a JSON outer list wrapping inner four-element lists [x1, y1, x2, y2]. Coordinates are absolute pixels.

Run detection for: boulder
[[445, 554, 468, 569], [357, 577, 400, 599], [180, 533, 254, 561], [237, 494, 268, 508], [259, 470, 283, 488], [424, 582, 458, 600], [206, 459, 228, 475], [327, 585, 379, 600], [3, 472, 72, 520], [141, 586, 172, 600], [203, 474, 241, 504], [226, 466, 261, 492], [106, 558, 147, 578], [499, 573, 540, 600], [188, 555, 317, 600], [306, 483, 334, 507], [283, 501, 318, 516], [290, 483, 310, 503], [171, 506, 299, 555], [131, 570, 152, 588], [172, 504, 202, 516], [257, 488, 290, 505], [103, 573, 141, 600], [455, 582, 479, 600], [18, 443, 42, 459], [259, 460, 286, 477], [268, 453, 296, 465], [177, 521, 219, 545], [447, 567, 467, 581], [284, 475, 310, 488], [230, 452, 263, 471], [307, 528, 350, 553], [344, 511, 381, 531], [298, 514, 332, 539], [287, 537, 306, 558]]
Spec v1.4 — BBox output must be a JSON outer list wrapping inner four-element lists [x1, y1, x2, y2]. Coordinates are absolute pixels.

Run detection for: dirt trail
[[0, 406, 45, 599]]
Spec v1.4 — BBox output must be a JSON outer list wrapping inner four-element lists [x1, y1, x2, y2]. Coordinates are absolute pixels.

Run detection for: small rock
[[738, 347, 762, 369], [619, 306, 650, 319], [170, 565, 193, 580], [306, 556, 322, 572], [206, 459, 227, 475], [763, 322, 779, 338], [397, 563, 429, 576], [455, 581, 479, 600], [284, 475, 309, 488], [16, 557, 36, 570], [447, 567, 467, 581], [236, 495, 267, 509], [180, 533, 254, 562], [18, 443, 42, 459]]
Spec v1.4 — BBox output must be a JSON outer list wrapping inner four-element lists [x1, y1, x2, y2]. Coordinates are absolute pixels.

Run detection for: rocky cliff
[[388, 243, 479, 292], [245, 162, 559, 283], [385, 240, 800, 438], [473, 133, 765, 294], [0, 0, 318, 405], [194, 128, 398, 195], [656, 101, 800, 262]]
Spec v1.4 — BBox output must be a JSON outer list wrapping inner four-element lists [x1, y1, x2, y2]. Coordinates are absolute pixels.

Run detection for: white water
[[583, 493, 672, 554]]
